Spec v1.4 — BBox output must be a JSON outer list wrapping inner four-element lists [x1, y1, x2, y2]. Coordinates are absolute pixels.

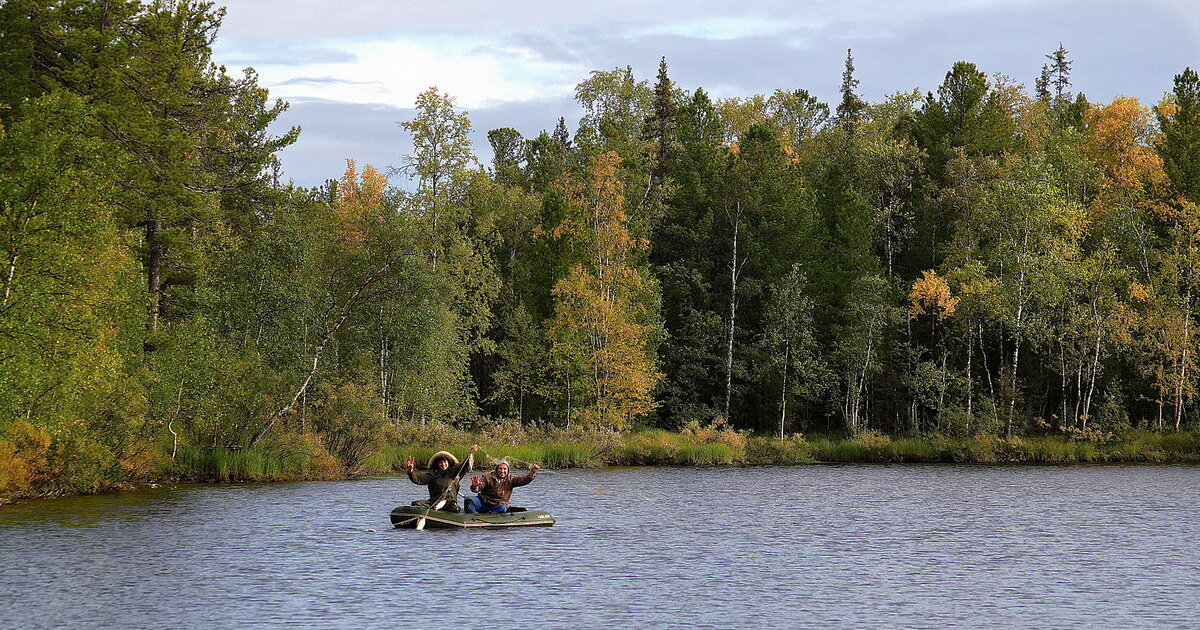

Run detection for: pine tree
[[1044, 44, 1073, 101], [487, 127, 526, 188], [836, 49, 867, 131], [652, 88, 728, 426], [552, 117, 572, 150], [1036, 66, 1052, 101], [1156, 68, 1200, 203], [643, 57, 679, 183]]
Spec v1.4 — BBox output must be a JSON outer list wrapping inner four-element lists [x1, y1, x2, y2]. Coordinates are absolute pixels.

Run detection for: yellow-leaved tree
[[549, 152, 661, 430], [333, 160, 388, 245]]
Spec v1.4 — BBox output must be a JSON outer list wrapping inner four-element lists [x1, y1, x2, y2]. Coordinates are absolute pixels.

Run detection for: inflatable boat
[[390, 505, 555, 529]]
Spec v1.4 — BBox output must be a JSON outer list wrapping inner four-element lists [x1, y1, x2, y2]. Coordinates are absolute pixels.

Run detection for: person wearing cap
[[403, 444, 479, 512], [464, 460, 540, 514]]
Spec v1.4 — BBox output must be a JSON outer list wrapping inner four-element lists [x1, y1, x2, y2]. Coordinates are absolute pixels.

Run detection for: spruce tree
[[836, 49, 866, 131], [1045, 44, 1073, 101], [643, 57, 679, 182], [1157, 68, 1200, 203]]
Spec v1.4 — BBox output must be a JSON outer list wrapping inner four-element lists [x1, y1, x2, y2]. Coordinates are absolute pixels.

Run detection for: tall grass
[[802, 431, 1200, 464], [379, 427, 809, 469], [174, 438, 340, 482], [174, 425, 1200, 485], [369, 442, 603, 472]]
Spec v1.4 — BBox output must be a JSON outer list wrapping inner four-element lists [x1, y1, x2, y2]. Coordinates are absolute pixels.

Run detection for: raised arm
[[404, 456, 431, 484], [471, 473, 493, 493], [511, 464, 540, 487], [407, 469, 432, 485]]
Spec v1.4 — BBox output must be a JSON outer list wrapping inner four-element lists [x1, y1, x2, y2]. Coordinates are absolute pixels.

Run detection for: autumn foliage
[[333, 160, 389, 244], [908, 270, 959, 321], [3, 3, 1200, 503], [550, 152, 660, 429]]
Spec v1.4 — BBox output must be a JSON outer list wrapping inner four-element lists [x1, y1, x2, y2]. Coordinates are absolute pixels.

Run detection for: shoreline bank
[[143, 429, 1200, 482], [3, 429, 1197, 506]]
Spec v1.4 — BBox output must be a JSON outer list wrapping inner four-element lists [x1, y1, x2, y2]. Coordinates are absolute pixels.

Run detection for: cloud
[[236, 36, 581, 109], [634, 16, 799, 40], [214, 42, 357, 68], [276, 76, 383, 87], [212, 0, 1198, 187], [269, 99, 409, 187], [215, 0, 1195, 110], [858, 0, 1197, 103], [215, 1, 1052, 42]]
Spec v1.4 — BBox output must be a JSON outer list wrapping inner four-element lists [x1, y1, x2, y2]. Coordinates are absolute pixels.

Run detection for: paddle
[[415, 446, 476, 531]]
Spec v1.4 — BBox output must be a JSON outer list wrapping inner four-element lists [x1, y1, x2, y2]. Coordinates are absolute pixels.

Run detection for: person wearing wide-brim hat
[[404, 444, 478, 512]]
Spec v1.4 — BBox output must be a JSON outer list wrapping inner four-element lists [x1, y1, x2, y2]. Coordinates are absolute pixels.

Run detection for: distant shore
[[175, 427, 1200, 485], [4, 428, 1196, 506]]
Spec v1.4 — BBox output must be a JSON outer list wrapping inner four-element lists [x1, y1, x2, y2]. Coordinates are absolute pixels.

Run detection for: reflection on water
[[1, 465, 1197, 627]]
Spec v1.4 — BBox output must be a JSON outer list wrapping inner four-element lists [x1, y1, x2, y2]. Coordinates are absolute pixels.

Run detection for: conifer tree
[[836, 49, 867, 131], [643, 57, 679, 183], [1044, 44, 1073, 101], [1156, 68, 1200, 203], [652, 88, 728, 425]]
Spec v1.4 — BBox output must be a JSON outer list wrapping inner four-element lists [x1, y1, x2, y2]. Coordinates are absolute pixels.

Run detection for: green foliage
[[309, 379, 388, 473], [1156, 68, 1200, 203], [400, 87, 476, 194], [836, 49, 867, 130], [6, 13, 1200, 502], [574, 66, 653, 156], [174, 434, 339, 483]]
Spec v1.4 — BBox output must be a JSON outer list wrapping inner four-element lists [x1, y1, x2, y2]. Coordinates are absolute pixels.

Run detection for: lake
[[1, 465, 1197, 628]]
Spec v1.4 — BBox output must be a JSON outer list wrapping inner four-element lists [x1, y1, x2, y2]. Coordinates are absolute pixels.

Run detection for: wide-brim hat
[[427, 451, 459, 468]]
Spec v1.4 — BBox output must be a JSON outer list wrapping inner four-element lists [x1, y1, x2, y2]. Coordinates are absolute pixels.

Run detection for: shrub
[[745, 435, 812, 464], [308, 379, 388, 473], [0, 421, 50, 497]]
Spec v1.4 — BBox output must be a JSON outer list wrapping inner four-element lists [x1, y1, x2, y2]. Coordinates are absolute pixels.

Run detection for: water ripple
[[1, 465, 1197, 628]]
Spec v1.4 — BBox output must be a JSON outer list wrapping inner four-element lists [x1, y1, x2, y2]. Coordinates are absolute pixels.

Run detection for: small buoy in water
[[365, 529, 376, 532]]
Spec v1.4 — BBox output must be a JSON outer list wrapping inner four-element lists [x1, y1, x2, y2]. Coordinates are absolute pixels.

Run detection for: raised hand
[[530, 464, 541, 473], [469, 444, 479, 454], [470, 475, 481, 490], [404, 456, 415, 472]]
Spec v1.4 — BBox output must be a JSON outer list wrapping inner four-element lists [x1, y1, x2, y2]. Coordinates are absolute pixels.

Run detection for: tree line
[[1, 2, 1198, 494]]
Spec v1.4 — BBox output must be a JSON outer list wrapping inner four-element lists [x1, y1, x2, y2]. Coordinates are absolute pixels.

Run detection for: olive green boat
[[390, 505, 555, 529]]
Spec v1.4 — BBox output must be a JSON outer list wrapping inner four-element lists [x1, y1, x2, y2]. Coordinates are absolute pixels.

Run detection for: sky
[[209, 0, 1200, 188]]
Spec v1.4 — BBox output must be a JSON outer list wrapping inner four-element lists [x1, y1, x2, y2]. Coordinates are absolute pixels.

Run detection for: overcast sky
[[210, 0, 1200, 187]]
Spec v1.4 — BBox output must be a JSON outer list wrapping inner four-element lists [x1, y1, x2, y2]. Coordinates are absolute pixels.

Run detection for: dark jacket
[[408, 455, 471, 505], [475, 468, 536, 506]]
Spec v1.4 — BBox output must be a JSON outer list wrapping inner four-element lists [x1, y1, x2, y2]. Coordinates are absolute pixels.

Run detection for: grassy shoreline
[[4, 427, 1197, 504], [173, 427, 1200, 485]]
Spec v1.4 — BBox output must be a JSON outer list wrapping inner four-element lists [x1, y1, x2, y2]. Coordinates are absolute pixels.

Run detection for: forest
[[2, 1, 1199, 499]]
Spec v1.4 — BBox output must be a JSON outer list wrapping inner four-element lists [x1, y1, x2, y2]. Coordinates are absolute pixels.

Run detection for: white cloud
[[213, 0, 1046, 42], [211, 0, 1067, 112], [242, 36, 582, 110], [635, 16, 800, 40], [210, 0, 1197, 186]]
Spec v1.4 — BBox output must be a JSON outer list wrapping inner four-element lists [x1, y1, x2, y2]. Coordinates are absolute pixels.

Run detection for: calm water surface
[[1, 465, 1197, 628]]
